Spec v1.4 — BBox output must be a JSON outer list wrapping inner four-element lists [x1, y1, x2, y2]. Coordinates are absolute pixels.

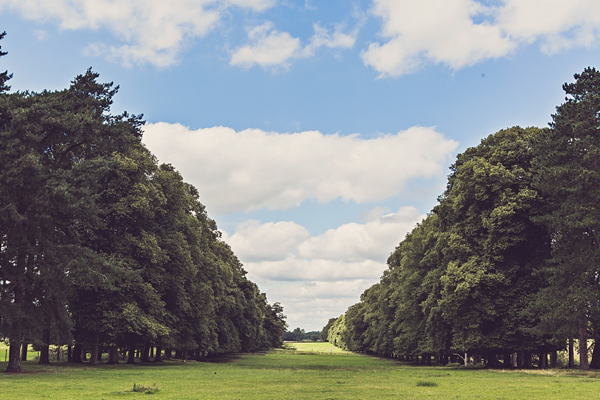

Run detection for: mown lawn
[[0, 343, 599, 399]]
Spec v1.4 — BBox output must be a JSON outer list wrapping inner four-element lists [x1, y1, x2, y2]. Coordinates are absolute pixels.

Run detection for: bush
[[132, 383, 159, 394], [416, 381, 438, 387]]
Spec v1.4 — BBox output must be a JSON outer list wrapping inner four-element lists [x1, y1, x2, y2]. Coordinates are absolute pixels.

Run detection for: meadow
[[0, 342, 599, 399]]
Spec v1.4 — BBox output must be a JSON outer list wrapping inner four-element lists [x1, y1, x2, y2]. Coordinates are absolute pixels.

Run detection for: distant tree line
[[324, 67, 600, 370], [282, 328, 321, 342], [0, 35, 286, 373]]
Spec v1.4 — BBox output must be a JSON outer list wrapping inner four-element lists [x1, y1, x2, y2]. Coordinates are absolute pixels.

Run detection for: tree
[[532, 67, 600, 369], [321, 318, 337, 342], [0, 31, 11, 93], [436, 127, 552, 363]]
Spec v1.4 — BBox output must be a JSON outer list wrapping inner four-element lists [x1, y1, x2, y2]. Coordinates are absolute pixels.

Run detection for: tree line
[[324, 67, 600, 370], [0, 34, 286, 373]]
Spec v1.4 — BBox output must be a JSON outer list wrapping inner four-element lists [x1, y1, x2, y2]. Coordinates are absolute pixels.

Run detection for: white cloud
[[225, 207, 422, 282], [497, 0, 600, 54], [362, 0, 514, 78], [0, 0, 276, 67], [33, 29, 48, 40], [363, 0, 600, 78], [245, 257, 385, 282], [230, 22, 301, 69], [230, 21, 356, 69], [142, 123, 458, 213], [297, 206, 423, 263], [223, 220, 309, 262], [219, 206, 424, 330], [301, 23, 356, 57]]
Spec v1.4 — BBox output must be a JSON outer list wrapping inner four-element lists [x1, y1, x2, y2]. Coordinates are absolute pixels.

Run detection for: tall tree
[[436, 127, 552, 361], [0, 70, 143, 372], [532, 67, 600, 369]]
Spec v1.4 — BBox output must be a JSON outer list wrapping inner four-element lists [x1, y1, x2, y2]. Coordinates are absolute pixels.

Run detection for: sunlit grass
[[0, 345, 600, 398]]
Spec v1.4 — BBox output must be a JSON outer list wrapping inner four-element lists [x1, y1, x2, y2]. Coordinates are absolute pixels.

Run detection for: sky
[[2, 0, 600, 331]]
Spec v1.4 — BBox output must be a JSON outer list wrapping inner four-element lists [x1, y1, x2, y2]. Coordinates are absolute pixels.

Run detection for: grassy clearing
[[1, 345, 600, 399], [283, 341, 350, 354]]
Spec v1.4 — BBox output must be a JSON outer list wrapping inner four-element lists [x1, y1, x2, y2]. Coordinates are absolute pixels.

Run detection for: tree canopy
[[0, 39, 286, 372], [325, 68, 600, 369]]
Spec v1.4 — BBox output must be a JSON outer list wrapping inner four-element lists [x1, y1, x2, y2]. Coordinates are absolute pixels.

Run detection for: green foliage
[[416, 381, 438, 387], [0, 64, 286, 372], [531, 67, 600, 359], [132, 383, 160, 394], [328, 124, 565, 362]]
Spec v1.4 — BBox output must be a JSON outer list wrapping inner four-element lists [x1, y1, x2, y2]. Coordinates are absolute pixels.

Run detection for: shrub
[[132, 383, 160, 394]]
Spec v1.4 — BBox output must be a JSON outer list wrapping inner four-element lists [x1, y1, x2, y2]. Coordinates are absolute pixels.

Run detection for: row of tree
[[0, 35, 287, 373], [282, 328, 321, 342], [324, 67, 600, 369]]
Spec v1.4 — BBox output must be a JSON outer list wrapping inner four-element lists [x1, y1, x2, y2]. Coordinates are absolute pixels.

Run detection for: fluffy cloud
[[230, 21, 356, 69], [362, 0, 514, 77], [497, 0, 600, 54], [230, 22, 301, 69], [297, 206, 423, 263], [142, 123, 458, 213], [363, 0, 600, 78], [223, 220, 309, 262], [221, 206, 425, 330], [0, 0, 275, 67], [227, 206, 423, 280]]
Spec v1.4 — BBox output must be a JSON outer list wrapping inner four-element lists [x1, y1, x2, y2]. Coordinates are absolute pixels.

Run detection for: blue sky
[[2, 0, 600, 331]]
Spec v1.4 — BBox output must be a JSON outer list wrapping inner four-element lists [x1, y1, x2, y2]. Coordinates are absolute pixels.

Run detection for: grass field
[[1, 342, 600, 399]]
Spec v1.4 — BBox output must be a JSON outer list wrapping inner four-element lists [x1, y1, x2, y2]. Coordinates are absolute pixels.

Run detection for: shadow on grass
[[0, 355, 244, 373]]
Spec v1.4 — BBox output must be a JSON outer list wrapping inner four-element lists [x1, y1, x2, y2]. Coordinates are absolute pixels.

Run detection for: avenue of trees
[[0, 35, 286, 373], [325, 67, 600, 370]]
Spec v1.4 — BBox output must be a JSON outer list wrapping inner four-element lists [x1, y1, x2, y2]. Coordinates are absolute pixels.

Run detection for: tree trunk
[[72, 343, 84, 363], [568, 338, 575, 368], [141, 342, 151, 363], [107, 346, 119, 364], [579, 317, 590, 370], [127, 339, 136, 364], [67, 344, 72, 363], [154, 346, 163, 362], [21, 342, 28, 362], [590, 339, 600, 369], [517, 352, 524, 368], [550, 351, 557, 368], [538, 353, 547, 368], [89, 333, 99, 365], [6, 341, 22, 373], [523, 351, 532, 369], [503, 352, 512, 368], [6, 278, 24, 373], [39, 329, 51, 365]]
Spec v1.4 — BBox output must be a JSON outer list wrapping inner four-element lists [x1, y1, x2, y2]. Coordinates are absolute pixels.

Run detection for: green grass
[[1, 345, 600, 399]]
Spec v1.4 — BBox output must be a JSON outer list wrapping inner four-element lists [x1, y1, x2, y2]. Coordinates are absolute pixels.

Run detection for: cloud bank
[[230, 21, 356, 69], [4, 0, 600, 72], [363, 0, 600, 77], [221, 206, 425, 330], [0, 0, 276, 67], [142, 123, 458, 213]]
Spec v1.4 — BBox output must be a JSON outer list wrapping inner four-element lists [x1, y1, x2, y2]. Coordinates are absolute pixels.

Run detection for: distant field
[[1, 344, 600, 399], [283, 341, 350, 354]]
